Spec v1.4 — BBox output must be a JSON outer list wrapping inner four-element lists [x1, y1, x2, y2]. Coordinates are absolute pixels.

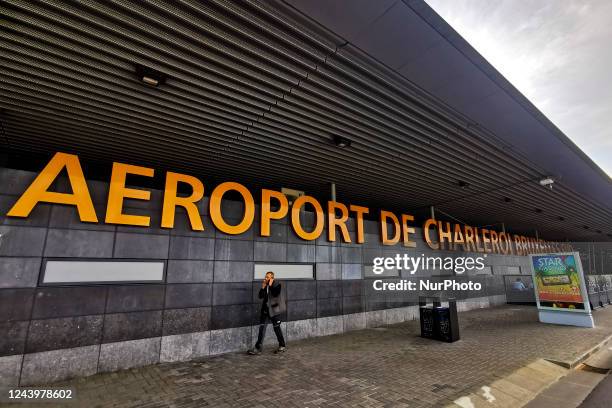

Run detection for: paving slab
[[4, 305, 612, 408]]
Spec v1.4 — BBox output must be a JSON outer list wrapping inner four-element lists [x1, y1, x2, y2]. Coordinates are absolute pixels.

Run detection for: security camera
[[539, 177, 554, 189]]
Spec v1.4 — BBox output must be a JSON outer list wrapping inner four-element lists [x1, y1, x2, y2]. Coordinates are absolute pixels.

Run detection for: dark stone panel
[[0, 257, 41, 288], [484, 275, 505, 296], [212, 282, 253, 306], [215, 219, 254, 241], [340, 246, 362, 263], [366, 300, 389, 312], [342, 280, 363, 297], [0, 195, 50, 227], [0, 288, 34, 321], [343, 296, 365, 315], [287, 299, 316, 321], [44, 229, 114, 258], [48, 205, 114, 231], [0, 168, 38, 195], [113, 233, 169, 259], [286, 244, 315, 262], [214, 239, 253, 261], [0, 320, 28, 356], [170, 208, 215, 238], [32, 286, 107, 319], [254, 241, 286, 262], [169, 236, 215, 260], [317, 280, 342, 299], [102, 310, 162, 343], [0, 226, 47, 257], [253, 221, 287, 242], [286, 280, 316, 301], [317, 297, 342, 318], [162, 307, 211, 336], [167, 260, 214, 283], [165, 284, 212, 309], [26, 315, 103, 353], [106, 285, 165, 313], [315, 245, 340, 263], [211, 303, 256, 330], [115, 207, 168, 235]]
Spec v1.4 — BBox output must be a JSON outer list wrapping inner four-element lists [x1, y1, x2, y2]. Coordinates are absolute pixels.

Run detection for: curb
[[546, 333, 612, 369]]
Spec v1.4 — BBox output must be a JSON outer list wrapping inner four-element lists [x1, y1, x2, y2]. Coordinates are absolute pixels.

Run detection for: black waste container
[[433, 306, 460, 343], [419, 306, 435, 339]]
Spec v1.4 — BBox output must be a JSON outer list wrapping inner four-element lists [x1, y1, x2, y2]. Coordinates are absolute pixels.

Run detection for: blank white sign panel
[[254, 264, 314, 280], [43, 261, 165, 284]]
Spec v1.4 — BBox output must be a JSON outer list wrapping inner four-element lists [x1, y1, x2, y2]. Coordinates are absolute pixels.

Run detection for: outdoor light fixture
[[558, 216, 565, 221], [535, 208, 542, 213], [583, 225, 589, 230], [135, 64, 167, 87], [539, 177, 554, 189], [503, 197, 512, 203], [333, 135, 351, 148], [457, 180, 469, 188]]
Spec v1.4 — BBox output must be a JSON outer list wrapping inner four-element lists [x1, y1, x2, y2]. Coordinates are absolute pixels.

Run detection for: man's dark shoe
[[247, 347, 262, 355], [274, 346, 286, 354]]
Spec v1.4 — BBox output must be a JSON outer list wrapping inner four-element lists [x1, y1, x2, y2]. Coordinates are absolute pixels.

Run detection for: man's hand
[[267, 278, 274, 286], [262, 278, 268, 288]]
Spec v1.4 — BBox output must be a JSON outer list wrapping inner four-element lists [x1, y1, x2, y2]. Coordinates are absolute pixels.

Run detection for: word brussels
[[7, 152, 569, 256]]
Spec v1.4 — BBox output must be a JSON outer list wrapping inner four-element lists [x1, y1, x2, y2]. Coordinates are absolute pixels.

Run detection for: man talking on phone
[[248, 271, 287, 354]]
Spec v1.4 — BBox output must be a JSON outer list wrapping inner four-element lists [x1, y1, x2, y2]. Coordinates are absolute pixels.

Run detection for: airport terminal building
[[1, 0, 611, 386]]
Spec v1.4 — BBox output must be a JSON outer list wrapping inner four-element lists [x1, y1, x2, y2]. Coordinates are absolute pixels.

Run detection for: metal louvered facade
[[1, 0, 611, 241]]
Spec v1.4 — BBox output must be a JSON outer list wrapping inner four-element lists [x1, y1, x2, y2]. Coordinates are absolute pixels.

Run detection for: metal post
[[330, 182, 336, 202], [430, 206, 435, 220]]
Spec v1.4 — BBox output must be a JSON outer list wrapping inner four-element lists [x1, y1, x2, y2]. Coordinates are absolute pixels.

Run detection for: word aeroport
[[372, 254, 486, 275], [372, 279, 482, 291], [6, 152, 571, 255]]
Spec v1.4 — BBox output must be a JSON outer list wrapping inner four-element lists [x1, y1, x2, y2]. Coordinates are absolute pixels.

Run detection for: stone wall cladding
[[0, 167, 524, 385]]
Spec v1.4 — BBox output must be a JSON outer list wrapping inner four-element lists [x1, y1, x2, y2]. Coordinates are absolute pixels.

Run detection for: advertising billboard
[[530, 253, 589, 312]]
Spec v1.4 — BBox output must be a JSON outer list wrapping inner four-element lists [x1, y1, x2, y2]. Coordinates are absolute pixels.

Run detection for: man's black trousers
[[255, 308, 285, 349]]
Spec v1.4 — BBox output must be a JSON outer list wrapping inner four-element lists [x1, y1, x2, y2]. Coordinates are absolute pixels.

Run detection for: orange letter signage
[[105, 162, 154, 226], [261, 189, 288, 236], [209, 182, 255, 234], [7, 152, 97, 222], [161, 172, 204, 230], [380, 210, 400, 245], [291, 195, 324, 240]]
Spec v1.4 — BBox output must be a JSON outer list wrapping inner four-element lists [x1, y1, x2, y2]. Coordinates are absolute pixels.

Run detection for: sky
[[425, 0, 612, 177]]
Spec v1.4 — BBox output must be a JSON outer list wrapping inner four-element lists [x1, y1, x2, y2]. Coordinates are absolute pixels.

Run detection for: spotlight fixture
[[558, 216, 565, 221], [539, 177, 554, 189], [457, 180, 469, 189], [535, 208, 542, 213], [333, 135, 351, 148], [503, 197, 512, 203], [135, 64, 167, 87]]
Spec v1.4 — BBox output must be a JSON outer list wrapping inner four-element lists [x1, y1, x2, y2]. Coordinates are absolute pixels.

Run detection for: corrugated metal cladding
[[0, 0, 610, 241]]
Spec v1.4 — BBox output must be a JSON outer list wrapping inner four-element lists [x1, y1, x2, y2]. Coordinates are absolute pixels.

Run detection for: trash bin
[[420, 306, 435, 340], [433, 306, 460, 343], [419, 296, 460, 342]]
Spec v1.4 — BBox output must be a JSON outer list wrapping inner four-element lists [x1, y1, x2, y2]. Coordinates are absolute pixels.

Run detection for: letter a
[[7, 152, 98, 222]]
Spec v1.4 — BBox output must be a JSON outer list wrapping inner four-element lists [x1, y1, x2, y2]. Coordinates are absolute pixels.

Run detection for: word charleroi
[[7, 152, 570, 256]]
